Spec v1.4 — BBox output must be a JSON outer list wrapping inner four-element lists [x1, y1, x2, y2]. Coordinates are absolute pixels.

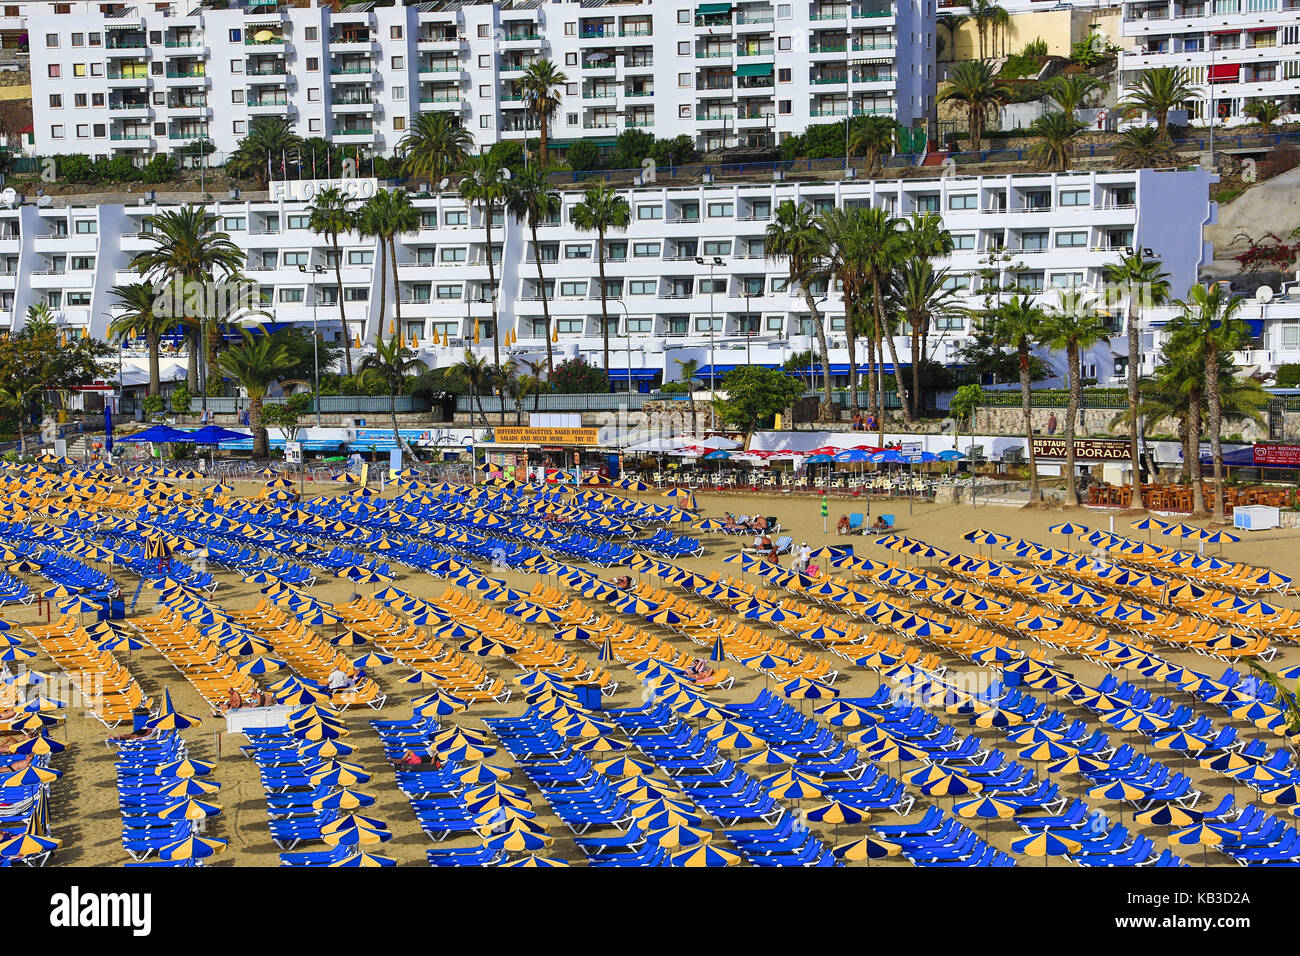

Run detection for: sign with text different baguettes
[[1031, 437, 1130, 461], [493, 426, 602, 446]]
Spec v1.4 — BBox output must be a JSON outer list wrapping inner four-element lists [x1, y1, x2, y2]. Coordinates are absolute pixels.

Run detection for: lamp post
[[695, 255, 725, 430], [298, 264, 324, 428]]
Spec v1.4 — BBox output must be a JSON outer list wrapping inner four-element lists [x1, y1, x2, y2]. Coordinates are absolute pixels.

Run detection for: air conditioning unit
[[702, 171, 715, 184], [773, 169, 785, 182]]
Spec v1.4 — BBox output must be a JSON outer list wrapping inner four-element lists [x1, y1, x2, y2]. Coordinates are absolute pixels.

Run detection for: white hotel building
[[0, 167, 1219, 388], [1118, 0, 1300, 125], [24, 0, 936, 163]]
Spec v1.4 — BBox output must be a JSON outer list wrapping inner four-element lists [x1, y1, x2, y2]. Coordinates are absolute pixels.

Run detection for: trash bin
[[573, 684, 602, 711], [131, 706, 151, 735]]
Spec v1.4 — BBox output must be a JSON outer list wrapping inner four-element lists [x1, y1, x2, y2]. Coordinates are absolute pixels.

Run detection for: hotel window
[[698, 278, 725, 294], [702, 240, 731, 256], [940, 275, 971, 291], [224, 217, 246, 230], [305, 26, 318, 41], [952, 234, 975, 250], [279, 288, 305, 303], [629, 279, 657, 295], [287, 214, 310, 230], [1050, 273, 1084, 288], [67, 292, 91, 306], [706, 201, 733, 218], [283, 251, 309, 267], [74, 220, 96, 234], [935, 314, 964, 331], [637, 204, 663, 220], [1022, 231, 1048, 251], [557, 319, 583, 334], [771, 277, 789, 293], [436, 284, 461, 300], [1280, 323, 1300, 350], [390, 25, 403, 39], [914, 194, 939, 212], [695, 316, 723, 332], [345, 288, 369, 301], [444, 210, 468, 226], [49, 94, 62, 108], [606, 241, 627, 261], [560, 281, 587, 297], [564, 244, 592, 259], [628, 317, 652, 334], [1055, 231, 1087, 248], [948, 193, 977, 210], [1059, 189, 1090, 207], [71, 256, 95, 270], [1020, 272, 1044, 292], [440, 248, 467, 263], [766, 315, 783, 331], [347, 250, 374, 265]]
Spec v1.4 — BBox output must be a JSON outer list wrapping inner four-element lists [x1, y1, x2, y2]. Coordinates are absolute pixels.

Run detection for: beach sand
[[13, 478, 1300, 867]]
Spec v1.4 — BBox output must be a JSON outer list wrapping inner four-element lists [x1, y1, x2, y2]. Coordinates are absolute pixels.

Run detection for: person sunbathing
[[220, 688, 242, 712], [750, 515, 768, 531], [871, 516, 890, 531], [837, 514, 850, 535], [688, 659, 716, 682]]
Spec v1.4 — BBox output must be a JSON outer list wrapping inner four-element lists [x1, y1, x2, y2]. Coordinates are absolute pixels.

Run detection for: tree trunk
[[1064, 343, 1080, 504], [390, 237, 403, 327], [1020, 339, 1040, 503], [878, 279, 911, 425], [390, 387, 401, 459], [1127, 298, 1143, 511], [531, 221, 553, 378], [802, 289, 836, 421], [689, 394, 698, 437], [483, 213, 500, 373], [374, 233, 387, 342], [969, 104, 982, 152], [539, 111, 550, 168], [845, 291, 860, 420], [1205, 344, 1226, 524], [205, 319, 220, 396], [334, 233, 353, 376], [186, 326, 199, 391], [250, 396, 268, 459], [148, 330, 162, 396], [910, 316, 922, 420], [1188, 389, 1205, 515], [597, 227, 611, 391]]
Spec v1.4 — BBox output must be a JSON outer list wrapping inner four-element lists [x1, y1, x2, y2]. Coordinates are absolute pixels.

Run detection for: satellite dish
[[0, 188, 14, 208], [438, 178, 450, 190], [501, 168, 512, 181], [1256, 285, 1274, 303], [36, 195, 52, 207]]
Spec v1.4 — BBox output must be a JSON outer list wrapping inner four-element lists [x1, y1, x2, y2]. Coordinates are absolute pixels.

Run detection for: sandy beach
[[11, 477, 1300, 868]]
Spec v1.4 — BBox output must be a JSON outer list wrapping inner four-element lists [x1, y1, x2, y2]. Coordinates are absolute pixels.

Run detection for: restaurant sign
[[493, 426, 601, 446], [1253, 443, 1300, 467], [1031, 437, 1130, 461]]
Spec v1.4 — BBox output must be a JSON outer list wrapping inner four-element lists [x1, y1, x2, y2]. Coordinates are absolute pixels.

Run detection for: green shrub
[[1022, 38, 1048, 57], [564, 139, 601, 171], [1274, 364, 1300, 387]]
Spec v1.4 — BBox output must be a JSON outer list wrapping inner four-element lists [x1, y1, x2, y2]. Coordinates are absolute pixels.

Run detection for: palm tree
[[307, 186, 357, 375], [520, 59, 568, 167], [129, 205, 246, 393], [848, 115, 898, 176], [936, 13, 968, 62], [767, 200, 834, 420], [899, 212, 955, 414], [459, 152, 512, 374], [1113, 126, 1179, 169], [1103, 252, 1170, 513], [504, 164, 563, 377], [1168, 283, 1251, 523], [499, 360, 538, 425], [217, 328, 297, 458], [938, 60, 1011, 152], [226, 117, 302, 186], [517, 356, 550, 412], [399, 112, 472, 185], [358, 329, 425, 457], [969, 0, 1003, 59], [107, 281, 168, 398], [356, 189, 420, 344], [1048, 74, 1103, 116], [1243, 100, 1283, 129], [819, 208, 870, 421], [1043, 291, 1111, 504], [1121, 67, 1196, 138], [453, 348, 494, 425], [571, 183, 632, 389], [856, 207, 908, 429], [989, 295, 1048, 503], [674, 357, 701, 436], [1027, 111, 1087, 172], [989, 3, 1011, 56], [894, 260, 966, 420]]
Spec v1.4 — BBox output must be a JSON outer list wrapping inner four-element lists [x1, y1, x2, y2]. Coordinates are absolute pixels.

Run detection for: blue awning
[[220, 438, 346, 451], [793, 364, 904, 376], [1244, 319, 1264, 338], [694, 363, 780, 378], [608, 368, 660, 380]]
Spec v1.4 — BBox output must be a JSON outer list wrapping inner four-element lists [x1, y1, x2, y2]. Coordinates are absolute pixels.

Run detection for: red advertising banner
[[1253, 444, 1300, 467]]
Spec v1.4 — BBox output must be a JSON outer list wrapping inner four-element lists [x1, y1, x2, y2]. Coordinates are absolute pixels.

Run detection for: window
[[633, 241, 661, 257], [390, 25, 403, 39], [347, 250, 374, 265], [436, 284, 461, 300], [677, 41, 689, 55], [74, 220, 96, 234], [232, 120, 245, 134], [952, 234, 975, 250], [1020, 272, 1044, 292], [1055, 231, 1087, 248], [223, 216, 246, 231], [935, 314, 964, 331], [948, 193, 977, 210], [557, 319, 583, 334], [629, 279, 656, 295], [637, 204, 663, 220], [478, 84, 490, 98], [45, 33, 58, 47], [231, 89, 244, 103], [88, 33, 100, 47], [565, 52, 577, 65], [393, 116, 406, 131], [565, 244, 592, 259], [565, 21, 576, 34], [778, 36, 791, 50], [391, 86, 405, 101], [305, 56, 319, 71], [309, 119, 323, 132], [778, 67, 791, 82], [287, 214, 310, 230], [305, 26, 318, 41], [344, 287, 369, 302], [1021, 231, 1048, 251], [771, 277, 789, 293], [606, 242, 627, 261], [66, 292, 91, 307], [560, 280, 587, 297], [695, 316, 723, 332], [777, 4, 792, 17], [444, 210, 468, 226], [1059, 189, 1090, 207], [283, 251, 308, 267], [92, 93, 104, 106], [92, 123, 104, 137], [478, 54, 491, 68], [279, 288, 305, 303], [699, 278, 725, 294], [48, 64, 60, 78], [628, 317, 652, 334], [706, 201, 733, 218], [308, 87, 321, 102], [440, 247, 467, 263], [479, 116, 491, 129], [391, 56, 403, 69], [678, 73, 691, 87], [1050, 273, 1083, 288], [73, 62, 85, 77], [70, 256, 94, 270], [779, 100, 792, 114], [71, 33, 83, 47], [940, 275, 970, 291], [702, 239, 731, 256], [49, 94, 62, 108]]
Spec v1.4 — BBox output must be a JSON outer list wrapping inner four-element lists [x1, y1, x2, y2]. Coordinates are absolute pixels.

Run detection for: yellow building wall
[[943, 7, 1122, 61]]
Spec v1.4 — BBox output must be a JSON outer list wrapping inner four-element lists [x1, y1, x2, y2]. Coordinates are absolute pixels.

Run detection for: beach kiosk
[[478, 425, 608, 485]]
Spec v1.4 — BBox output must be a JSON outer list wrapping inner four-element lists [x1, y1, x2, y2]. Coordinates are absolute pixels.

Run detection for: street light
[[695, 254, 725, 430], [298, 264, 325, 428]]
